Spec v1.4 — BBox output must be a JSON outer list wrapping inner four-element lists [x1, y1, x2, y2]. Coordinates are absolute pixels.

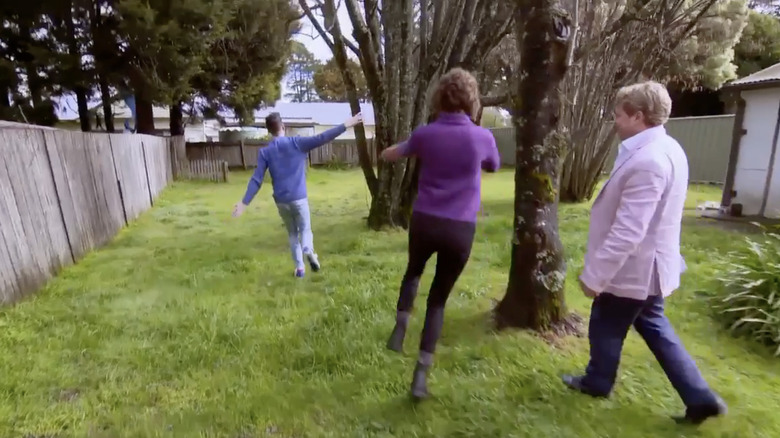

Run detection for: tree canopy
[[0, 0, 301, 131], [285, 41, 320, 103], [313, 57, 370, 102], [734, 9, 780, 76]]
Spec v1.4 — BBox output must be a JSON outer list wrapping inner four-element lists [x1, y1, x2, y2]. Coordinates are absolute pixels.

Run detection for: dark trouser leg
[[633, 295, 718, 408], [388, 217, 434, 352], [411, 240, 472, 399], [581, 294, 644, 396], [418, 239, 473, 355], [396, 219, 434, 313]]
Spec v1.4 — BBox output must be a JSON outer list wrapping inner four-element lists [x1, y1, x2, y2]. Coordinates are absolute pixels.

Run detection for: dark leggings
[[396, 211, 476, 353]]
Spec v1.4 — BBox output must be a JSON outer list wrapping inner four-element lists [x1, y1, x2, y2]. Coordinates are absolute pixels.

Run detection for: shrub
[[713, 228, 780, 356]]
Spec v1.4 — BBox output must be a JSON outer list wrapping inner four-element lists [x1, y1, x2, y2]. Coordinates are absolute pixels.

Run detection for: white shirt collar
[[620, 125, 666, 152]]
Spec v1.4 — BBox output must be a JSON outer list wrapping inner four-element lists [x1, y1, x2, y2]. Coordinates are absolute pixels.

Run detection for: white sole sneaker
[[306, 253, 320, 272]]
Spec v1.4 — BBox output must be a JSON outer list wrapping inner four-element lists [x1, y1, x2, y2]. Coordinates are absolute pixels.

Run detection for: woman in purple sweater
[[381, 67, 500, 400]]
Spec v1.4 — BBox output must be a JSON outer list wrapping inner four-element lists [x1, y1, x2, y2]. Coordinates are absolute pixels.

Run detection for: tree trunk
[[129, 66, 155, 134], [89, 2, 114, 133], [99, 76, 115, 132], [135, 96, 155, 134], [495, 0, 572, 330], [76, 89, 91, 132], [316, 0, 378, 197], [65, 0, 91, 132], [170, 102, 184, 136]]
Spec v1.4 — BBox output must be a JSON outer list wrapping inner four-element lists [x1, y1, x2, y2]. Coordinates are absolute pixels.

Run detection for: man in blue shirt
[[232, 111, 364, 278]]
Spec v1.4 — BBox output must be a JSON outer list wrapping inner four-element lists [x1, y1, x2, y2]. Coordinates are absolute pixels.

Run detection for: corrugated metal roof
[[726, 62, 780, 88]]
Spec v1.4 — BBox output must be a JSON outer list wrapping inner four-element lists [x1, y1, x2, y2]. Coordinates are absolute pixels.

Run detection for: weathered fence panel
[[43, 131, 123, 260], [83, 133, 126, 245], [109, 134, 152, 222], [308, 139, 378, 166], [178, 144, 230, 182], [0, 129, 73, 302], [1, 127, 174, 304], [186, 138, 379, 169], [143, 136, 173, 200]]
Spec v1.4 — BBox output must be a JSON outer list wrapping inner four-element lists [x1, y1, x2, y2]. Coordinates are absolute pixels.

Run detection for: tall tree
[[558, 0, 747, 203], [0, 1, 60, 125], [494, 0, 573, 330], [194, 0, 301, 125], [313, 57, 370, 102], [300, 0, 513, 229], [51, 0, 94, 132], [116, 0, 232, 134], [88, 0, 121, 132], [734, 9, 780, 76], [285, 41, 320, 102]]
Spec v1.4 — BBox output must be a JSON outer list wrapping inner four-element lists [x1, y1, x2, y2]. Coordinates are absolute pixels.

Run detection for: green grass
[[1, 169, 779, 438]]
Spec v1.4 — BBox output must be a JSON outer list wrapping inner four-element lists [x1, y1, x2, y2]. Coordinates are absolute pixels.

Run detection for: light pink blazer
[[579, 125, 689, 300]]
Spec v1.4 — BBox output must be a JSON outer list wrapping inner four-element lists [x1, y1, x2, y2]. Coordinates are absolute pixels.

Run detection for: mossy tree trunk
[[495, 0, 573, 330]]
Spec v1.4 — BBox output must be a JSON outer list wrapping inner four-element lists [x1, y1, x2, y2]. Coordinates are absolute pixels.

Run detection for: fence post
[[240, 139, 247, 170], [222, 161, 229, 182]]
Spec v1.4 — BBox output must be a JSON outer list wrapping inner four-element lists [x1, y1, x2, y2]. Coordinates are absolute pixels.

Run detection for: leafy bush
[[713, 228, 780, 356]]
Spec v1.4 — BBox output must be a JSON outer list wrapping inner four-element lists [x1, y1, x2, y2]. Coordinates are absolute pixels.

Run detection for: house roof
[[252, 101, 375, 126], [724, 62, 780, 90], [54, 93, 376, 127]]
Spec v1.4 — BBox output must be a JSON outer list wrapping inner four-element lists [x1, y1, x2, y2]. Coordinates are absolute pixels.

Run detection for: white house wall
[[731, 88, 780, 216], [761, 89, 780, 217]]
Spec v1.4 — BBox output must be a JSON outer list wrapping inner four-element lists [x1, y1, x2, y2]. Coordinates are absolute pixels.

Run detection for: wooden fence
[[173, 137, 229, 182], [186, 138, 378, 169], [0, 127, 173, 304], [195, 115, 735, 184], [492, 115, 736, 184]]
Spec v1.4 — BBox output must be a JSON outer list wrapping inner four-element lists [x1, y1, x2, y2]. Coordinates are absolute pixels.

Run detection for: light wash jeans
[[276, 198, 314, 270]]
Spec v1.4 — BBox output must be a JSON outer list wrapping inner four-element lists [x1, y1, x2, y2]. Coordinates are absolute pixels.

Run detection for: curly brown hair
[[431, 67, 481, 120]]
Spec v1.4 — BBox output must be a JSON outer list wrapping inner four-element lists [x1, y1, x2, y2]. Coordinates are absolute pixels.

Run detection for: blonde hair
[[615, 81, 672, 127], [431, 67, 481, 120]]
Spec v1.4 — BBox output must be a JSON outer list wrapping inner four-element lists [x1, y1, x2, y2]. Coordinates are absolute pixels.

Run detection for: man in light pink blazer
[[562, 81, 726, 425]]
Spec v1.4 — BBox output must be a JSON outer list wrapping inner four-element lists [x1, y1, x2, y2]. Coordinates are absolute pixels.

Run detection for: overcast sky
[[293, 3, 354, 62], [279, 3, 356, 99]]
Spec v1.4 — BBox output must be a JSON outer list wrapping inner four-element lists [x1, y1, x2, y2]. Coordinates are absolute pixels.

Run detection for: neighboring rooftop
[[251, 101, 375, 127], [53, 94, 377, 127], [725, 62, 780, 89]]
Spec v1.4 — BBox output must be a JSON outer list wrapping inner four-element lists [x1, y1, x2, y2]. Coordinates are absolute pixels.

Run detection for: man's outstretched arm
[[241, 153, 268, 205], [294, 124, 347, 153], [293, 112, 365, 153]]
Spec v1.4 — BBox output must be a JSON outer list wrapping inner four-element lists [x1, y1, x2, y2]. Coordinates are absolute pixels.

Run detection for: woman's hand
[[381, 142, 407, 162]]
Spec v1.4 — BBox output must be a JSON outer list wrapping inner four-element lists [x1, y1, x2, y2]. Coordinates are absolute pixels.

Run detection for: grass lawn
[[2, 169, 779, 438]]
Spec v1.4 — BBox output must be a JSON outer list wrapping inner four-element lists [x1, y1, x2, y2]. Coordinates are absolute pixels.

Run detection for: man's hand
[[232, 202, 247, 218], [345, 112, 364, 128], [578, 277, 599, 299]]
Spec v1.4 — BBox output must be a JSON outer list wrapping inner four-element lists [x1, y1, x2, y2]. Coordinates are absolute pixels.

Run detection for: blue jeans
[[582, 293, 718, 408], [276, 198, 314, 270]]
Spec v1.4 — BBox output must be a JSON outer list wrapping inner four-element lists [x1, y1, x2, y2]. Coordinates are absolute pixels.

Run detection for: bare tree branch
[[342, 36, 361, 58], [297, 0, 335, 51]]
